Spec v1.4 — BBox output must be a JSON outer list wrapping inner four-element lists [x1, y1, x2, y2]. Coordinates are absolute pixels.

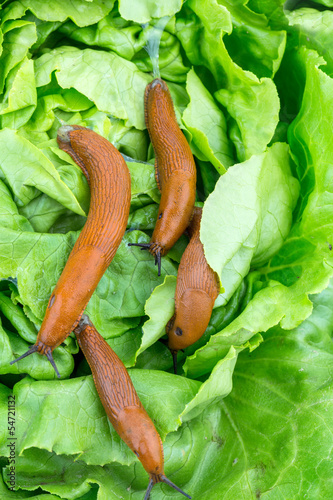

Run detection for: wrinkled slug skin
[[74, 317, 164, 477], [36, 126, 131, 353], [167, 207, 220, 351], [145, 78, 197, 257]]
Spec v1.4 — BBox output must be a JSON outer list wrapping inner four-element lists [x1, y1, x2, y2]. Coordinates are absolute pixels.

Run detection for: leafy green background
[[0, 0, 332, 499]]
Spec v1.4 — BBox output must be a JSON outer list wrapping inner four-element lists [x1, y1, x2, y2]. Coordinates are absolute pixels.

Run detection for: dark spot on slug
[[134, 451, 139, 457], [175, 327, 183, 336], [166, 316, 174, 333], [158, 212, 163, 220], [48, 294, 55, 308]]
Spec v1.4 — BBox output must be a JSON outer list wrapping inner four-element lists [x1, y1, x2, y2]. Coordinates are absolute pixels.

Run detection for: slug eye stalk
[[171, 350, 178, 375], [155, 251, 161, 277], [128, 242, 151, 249], [128, 243, 162, 276], [46, 349, 61, 379], [10, 345, 38, 364], [144, 474, 191, 500], [10, 345, 61, 379]]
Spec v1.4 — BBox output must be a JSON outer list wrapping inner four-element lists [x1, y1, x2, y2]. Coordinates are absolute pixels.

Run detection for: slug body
[[11, 125, 131, 377], [129, 79, 196, 275], [167, 207, 220, 372], [74, 315, 191, 500]]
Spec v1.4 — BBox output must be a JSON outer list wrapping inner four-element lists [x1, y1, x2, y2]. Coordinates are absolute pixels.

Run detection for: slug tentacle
[[160, 475, 191, 499], [10, 343, 60, 378], [144, 474, 191, 500], [128, 242, 163, 276], [10, 345, 38, 365], [144, 479, 154, 500], [171, 350, 178, 376], [155, 250, 162, 277], [127, 243, 151, 249], [45, 348, 61, 379]]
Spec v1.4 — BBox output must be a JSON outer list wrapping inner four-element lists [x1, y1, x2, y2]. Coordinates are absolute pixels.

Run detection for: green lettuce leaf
[[247, 0, 288, 29], [185, 46, 333, 379], [176, 0, 280, 161], [194, 280, 333, 499], [307, 0, 333, 6], [0, 57, 36, 129], [34, 46, 152, 130], [201, 142, 299, 303], [0, 291, 38, 343], [137, 275, 176, 358], [0, 371, 200, 464], [118, 0, 182, 23], [0, 227, 177, 336], [0, 20, 37, 92], [4, 280, 333, 498], [58, 16, 145, 61], [0, 128, 85, 214], [0, 2, 332, 499], [287, 8, 333, 77], [182, 68, 233, 173], [220, 0, 286, 78], [0, 180, 32, 232], [20, 0, 115, 27], [135, 21, 190, 83]]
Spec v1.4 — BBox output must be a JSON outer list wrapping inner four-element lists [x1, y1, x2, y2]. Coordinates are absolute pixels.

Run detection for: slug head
[[167, 289, 214, 352], [116, 406, 164, 476]]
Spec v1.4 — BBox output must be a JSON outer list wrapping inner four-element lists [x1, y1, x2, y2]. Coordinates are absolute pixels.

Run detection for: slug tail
[[144, 478, 154, 500], [10, 345, 38, 365], [161, 475, 191, 499], [46, 349, 61, 379], [57, 124, 75, 143]]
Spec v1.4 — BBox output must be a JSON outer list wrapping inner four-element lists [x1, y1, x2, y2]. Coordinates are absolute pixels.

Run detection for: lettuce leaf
[[34, 46, 152, 130], [0, 20, 37, 92], [182, 68, 234, 173], [0, 128, 85, 214], [2, 281, 333, 498], [0, 1, 333, 499], [119, 0, 182, 23], [185, 47, 333, 379], [20, 0, 115, 27], [201, 142, 299, 302], [287, 8, 333, 77], [175, 0, 280, 161]]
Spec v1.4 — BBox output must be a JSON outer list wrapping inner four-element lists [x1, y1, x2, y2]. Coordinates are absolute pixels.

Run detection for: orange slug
[[166, 207, 220, 373], [128, 78, 196, 276], [74, 315, 191, 500], [10, 125, 131, 378]]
